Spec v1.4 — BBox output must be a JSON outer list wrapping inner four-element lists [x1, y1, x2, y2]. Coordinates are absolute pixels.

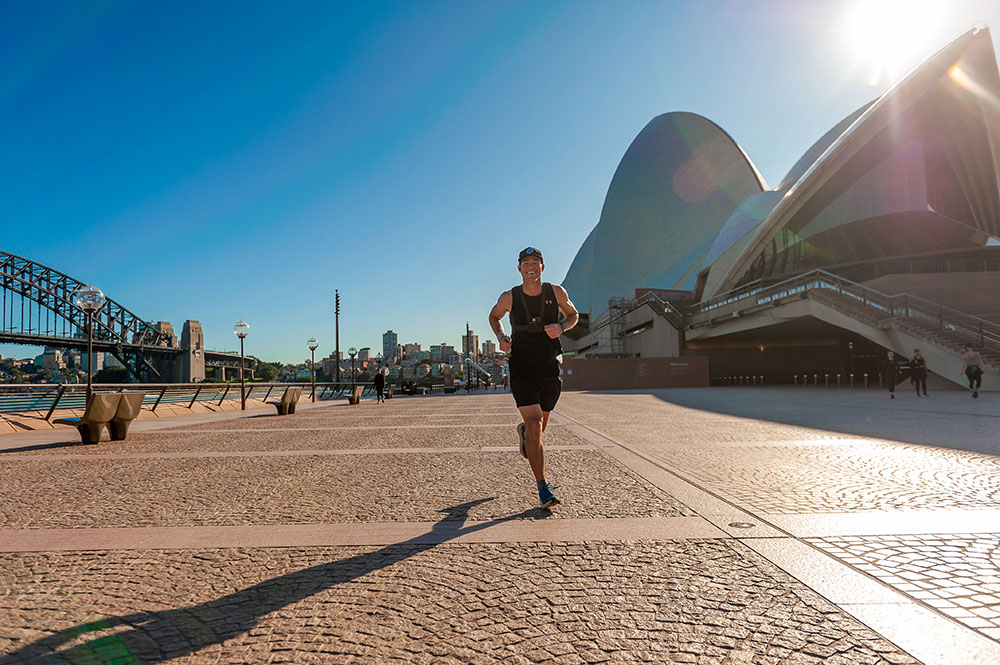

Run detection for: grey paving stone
[[0, 450, 692, 528], [4, 424, 589, 456], [808, 534, 1000, 643], [0, 541, 917, 664]]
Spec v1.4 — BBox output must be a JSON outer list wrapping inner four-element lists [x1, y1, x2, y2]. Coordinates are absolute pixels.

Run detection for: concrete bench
[[53, 393, 121, 444], [268, 386, 302, 415], [347, 385, 363, 405], [109, 392, 146, 441]]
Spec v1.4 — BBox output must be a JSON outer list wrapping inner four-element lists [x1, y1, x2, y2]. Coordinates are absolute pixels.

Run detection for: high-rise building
[[382, 330, 398, 363], [358, 347, 371, 362], [41, 348, 65, 371], [77, 351, 105, 372], [462, 330, 479, 361], [482, 340, 496, 357]]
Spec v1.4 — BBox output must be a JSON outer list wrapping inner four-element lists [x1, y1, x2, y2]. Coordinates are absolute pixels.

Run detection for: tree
[[94, 367, 129, 383], [257, 362, 280, 382]]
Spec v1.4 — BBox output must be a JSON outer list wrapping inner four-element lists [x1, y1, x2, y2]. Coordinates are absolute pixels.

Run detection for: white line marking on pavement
[[0, 445, 588, 461], [160, 424, 522, 432], [764, 510, 1000, 538], [0, 517, 727, 552]]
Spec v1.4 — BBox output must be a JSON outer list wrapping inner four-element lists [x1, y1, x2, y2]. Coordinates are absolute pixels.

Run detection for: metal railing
[[687, 268, 1000, 357], [0, 382, 381, 417], [588, 290, 686, 336], [836, 255, 1000, 283]]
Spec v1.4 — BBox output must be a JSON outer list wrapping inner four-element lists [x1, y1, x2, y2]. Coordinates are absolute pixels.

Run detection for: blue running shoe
[[517, 423, 527, 458], [539, 484, 560, 509]]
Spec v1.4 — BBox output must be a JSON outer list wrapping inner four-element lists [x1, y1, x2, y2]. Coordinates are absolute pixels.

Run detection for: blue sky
[[3, 0, 999, 364]]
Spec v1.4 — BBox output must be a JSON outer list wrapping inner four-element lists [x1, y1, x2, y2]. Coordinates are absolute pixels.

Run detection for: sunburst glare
[[841, 0, 945, 85]]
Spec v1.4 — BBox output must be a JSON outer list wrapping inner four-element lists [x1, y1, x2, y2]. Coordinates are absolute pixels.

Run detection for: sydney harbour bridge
[[0, 251, 257, 382]]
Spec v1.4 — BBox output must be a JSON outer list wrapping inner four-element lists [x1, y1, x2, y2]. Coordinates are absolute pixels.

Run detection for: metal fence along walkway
[[0, 382, 378, 419]]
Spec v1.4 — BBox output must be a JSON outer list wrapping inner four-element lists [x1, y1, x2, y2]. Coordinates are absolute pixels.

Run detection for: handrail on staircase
[[588, 290, 686, 336], [689, 268, 1000, 352]]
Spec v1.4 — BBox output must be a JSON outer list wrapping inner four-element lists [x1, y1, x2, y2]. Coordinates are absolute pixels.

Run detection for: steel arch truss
[[0, 251, 176, 380]]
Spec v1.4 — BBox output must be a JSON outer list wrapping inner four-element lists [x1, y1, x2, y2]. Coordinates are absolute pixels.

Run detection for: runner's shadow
[[0, 440, 95, 454], [0, 498, 545, 665]]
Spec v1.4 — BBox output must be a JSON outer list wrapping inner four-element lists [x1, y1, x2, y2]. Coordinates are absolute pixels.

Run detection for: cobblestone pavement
[[640, 443, 1000, 513], [807, 535, 1000, 641], [0, 543, 917, 665], [569, 388, 1000, 455], [0, 449, 692, 528], [559, 388, 1000, 656], [2, 424, 590, 456], [5, 389, 1000, 663]]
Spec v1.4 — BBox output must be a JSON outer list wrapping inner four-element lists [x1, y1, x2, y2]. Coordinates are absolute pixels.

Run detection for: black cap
[[518, 246, 543, 262]]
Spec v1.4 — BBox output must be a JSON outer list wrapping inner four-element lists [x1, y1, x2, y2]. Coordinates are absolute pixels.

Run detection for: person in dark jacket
[[373, 371, 385, 404], [910, 349, 928, 397], [885, 350, 901, 399]]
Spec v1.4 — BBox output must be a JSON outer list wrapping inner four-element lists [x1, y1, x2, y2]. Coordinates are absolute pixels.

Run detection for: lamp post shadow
[[1, 498, 545, 665]]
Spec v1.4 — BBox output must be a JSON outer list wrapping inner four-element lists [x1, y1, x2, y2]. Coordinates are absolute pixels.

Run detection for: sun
[[841, 0, 945, 85]]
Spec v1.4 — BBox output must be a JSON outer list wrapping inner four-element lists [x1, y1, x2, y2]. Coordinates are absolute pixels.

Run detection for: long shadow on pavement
[[1, 498, 542, 665], [0, 440, 92, 454], [585, 388, 1000, 457]]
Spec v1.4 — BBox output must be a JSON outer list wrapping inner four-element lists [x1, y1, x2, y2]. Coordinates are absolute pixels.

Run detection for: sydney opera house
[[561, 26, 1000, 388]]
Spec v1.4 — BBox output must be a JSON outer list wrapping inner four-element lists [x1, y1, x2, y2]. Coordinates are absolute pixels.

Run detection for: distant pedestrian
[[960, 344, 983, 399], [910, 349, 928, 397], [884, 350, 901, 399], [373, 371, 385, 404]]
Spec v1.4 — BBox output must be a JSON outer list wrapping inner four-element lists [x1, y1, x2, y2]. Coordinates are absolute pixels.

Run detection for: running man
[[960, 343, 984, 398], [489, 247, 579, 509]]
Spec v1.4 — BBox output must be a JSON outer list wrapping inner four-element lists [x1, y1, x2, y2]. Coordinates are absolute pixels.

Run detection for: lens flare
[[949, 63, 1000, 112]]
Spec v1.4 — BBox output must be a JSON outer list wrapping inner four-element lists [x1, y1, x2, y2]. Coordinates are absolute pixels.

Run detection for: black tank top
[[509, 283, 562, 371]]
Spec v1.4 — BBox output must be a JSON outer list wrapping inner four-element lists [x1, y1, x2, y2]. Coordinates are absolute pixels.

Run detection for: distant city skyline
[[3, 1, 999, 363]]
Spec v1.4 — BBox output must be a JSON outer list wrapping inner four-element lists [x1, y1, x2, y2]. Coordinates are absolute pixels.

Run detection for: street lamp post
[[307, 337, 319, 402], [73, 285, 106, 401], [233, 320, 251, 410], [348, 347, 358, 393], [334, 290, 341, 383], [463, 321, 472, 392]]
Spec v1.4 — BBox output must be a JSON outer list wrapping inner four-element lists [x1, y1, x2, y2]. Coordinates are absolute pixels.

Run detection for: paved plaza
[[1, 387, 999, 664]]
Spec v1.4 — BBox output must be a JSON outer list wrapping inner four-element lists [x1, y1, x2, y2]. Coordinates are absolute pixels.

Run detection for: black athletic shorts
[[510, 372, 562, 411]]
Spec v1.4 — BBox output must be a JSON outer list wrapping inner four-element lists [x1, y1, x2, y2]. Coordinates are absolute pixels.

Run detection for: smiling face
[[518, 256, 544, 283]]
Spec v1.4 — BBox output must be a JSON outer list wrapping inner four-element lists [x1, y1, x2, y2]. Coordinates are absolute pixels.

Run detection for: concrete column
[[181, 320, 206, 383]]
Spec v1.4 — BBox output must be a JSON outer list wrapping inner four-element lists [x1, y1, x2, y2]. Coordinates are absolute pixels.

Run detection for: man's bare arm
[[489, 291, 513, 352], [543, 285, 578, 339], [554, 285, 579, 332]]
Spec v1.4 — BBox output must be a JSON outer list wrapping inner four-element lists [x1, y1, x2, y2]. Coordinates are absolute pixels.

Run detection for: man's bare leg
[[518, 404, 558, 507], [518, 404, 545, 481]]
